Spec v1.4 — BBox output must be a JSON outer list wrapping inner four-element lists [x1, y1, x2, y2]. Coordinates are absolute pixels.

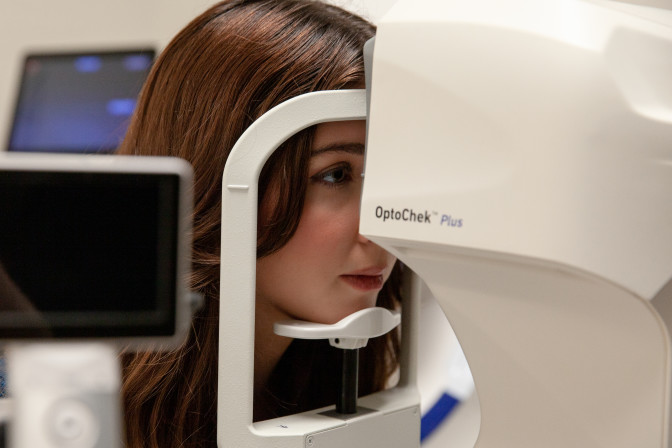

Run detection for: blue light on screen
[[123, 54, 152, 72], [107, 98, 137, 116], [74, 56, 102, 73]]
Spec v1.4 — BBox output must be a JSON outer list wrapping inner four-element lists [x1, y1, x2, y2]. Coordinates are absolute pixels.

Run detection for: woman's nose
[[357, 232, 371, 244]]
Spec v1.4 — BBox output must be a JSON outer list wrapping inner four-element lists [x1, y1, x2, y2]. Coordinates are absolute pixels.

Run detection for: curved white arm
[[274, 307, 401, 349], [218, 89, 366, 447]]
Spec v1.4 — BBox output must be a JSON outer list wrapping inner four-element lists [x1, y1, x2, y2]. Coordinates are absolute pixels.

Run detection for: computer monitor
[[0, 153, 193, 348], [6, 49, 154, 154]]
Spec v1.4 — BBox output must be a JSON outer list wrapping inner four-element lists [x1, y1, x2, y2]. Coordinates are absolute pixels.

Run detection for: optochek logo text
[[375, 206, 431, 224]]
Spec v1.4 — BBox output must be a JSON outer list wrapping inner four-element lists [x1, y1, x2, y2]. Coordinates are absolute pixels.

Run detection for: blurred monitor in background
[[6, 49, 154, 154], [0, 154, 193, 345]]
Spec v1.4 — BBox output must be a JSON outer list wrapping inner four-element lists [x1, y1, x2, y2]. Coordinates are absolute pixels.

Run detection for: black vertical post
[[337, 348, 359, 414]]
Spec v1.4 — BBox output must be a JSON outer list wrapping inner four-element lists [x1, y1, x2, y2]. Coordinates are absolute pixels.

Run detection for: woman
[[118, 1, 402, 447]]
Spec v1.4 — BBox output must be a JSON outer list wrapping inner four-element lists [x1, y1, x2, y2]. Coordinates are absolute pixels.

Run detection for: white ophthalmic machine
[[1, 0, 671, 447], [218, 0, 672, 447]]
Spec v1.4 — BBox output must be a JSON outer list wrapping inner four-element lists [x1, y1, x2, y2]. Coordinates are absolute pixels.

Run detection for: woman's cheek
[[296, 205, 348, 245]]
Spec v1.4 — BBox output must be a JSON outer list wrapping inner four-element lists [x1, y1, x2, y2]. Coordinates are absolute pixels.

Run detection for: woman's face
[[256, 120, 397, 325]]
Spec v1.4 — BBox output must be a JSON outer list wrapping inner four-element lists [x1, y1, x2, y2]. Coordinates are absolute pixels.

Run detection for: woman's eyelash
[[311, 163, 353, 188]]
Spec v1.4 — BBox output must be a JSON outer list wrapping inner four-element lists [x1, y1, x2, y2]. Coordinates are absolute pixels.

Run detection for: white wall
[[0, 0, 399, 148]]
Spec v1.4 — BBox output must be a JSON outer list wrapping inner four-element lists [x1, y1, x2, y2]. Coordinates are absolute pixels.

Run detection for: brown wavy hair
[[117, 1, 401, 447]]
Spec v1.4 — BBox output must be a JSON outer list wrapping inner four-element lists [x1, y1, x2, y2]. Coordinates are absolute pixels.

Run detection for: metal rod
[[337, 348, 359, 414]]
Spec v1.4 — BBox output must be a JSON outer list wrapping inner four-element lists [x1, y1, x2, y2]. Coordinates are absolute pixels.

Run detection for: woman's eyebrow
[[311, 142, 364, 157]]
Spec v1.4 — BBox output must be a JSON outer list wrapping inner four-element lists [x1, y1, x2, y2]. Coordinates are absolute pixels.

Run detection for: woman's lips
[[340, 271, 385, 291]]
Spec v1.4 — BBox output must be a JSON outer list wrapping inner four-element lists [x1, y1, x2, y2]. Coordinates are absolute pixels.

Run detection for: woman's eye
[[313, 164, 352, 187]]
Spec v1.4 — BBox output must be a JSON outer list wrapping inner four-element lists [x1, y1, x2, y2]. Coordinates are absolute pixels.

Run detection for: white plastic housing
[[360, 0, 672, 447], [7, 343, 122, 448]]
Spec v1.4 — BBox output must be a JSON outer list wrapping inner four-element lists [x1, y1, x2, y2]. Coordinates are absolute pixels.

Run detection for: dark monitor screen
[[0, 166, 182, 339], [7, 49, 154, 154]]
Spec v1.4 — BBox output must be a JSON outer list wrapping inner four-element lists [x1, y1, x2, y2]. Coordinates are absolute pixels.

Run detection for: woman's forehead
[[312, 120, 366, 150]]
